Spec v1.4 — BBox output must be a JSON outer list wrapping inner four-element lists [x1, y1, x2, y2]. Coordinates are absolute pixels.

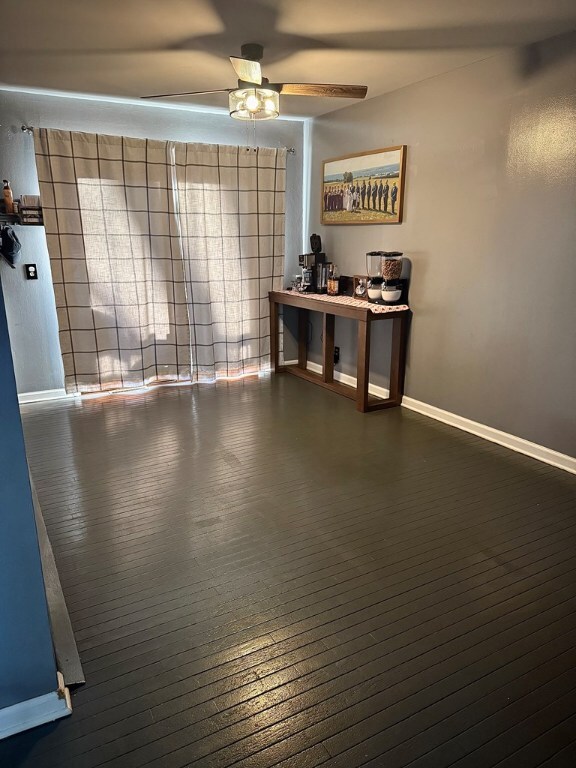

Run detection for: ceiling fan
[[141, 43, 367, 120]]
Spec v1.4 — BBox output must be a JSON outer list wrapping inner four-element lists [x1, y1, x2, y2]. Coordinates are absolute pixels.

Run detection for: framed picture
[[322, 145, 406, 225], [353, 275, 369, 300]]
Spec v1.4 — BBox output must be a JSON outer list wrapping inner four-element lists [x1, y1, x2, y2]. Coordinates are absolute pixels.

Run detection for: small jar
[[327, 264, 340, 295], [381, 252, 403, 280]]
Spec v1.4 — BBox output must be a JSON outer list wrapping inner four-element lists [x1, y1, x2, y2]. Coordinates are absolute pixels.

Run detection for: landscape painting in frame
[[322, 145, 406, 225]]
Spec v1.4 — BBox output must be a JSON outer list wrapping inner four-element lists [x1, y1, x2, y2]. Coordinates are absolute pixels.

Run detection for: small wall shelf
[[0, 210, 44, 227]]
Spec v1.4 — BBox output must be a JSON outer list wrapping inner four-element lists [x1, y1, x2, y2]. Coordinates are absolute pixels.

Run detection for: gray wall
[[308, 33, 576, 457], [0, 281, 58, 709], [0, 91, 305, 394]]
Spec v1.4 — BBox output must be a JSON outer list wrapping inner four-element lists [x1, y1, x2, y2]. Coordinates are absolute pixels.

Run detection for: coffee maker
[[298, 252, 316, 292], [298, 233, 329, 293]]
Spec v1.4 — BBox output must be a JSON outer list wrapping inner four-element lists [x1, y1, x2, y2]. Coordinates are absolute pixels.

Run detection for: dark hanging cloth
[[0, 225, 21, 269]]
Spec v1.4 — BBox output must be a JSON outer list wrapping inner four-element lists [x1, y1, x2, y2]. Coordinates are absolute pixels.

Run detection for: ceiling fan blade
[[276, 83, 367, 98], [141, 89, 231, 100], [230, 56, 262, 85]]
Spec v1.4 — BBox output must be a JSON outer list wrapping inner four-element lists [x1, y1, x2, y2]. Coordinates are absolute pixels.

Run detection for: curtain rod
[[21, 125, 295, 154]]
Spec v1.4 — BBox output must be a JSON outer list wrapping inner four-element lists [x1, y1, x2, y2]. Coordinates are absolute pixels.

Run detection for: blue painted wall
[[0, 279, 58, 709]]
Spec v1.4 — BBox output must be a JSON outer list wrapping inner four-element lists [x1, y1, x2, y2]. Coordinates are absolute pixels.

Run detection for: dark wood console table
[[269, 290, 410, 412]]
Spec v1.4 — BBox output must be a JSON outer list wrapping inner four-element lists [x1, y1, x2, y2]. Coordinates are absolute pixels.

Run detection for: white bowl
[[367, 287, 381, 300], [381, 288, 402, 303]]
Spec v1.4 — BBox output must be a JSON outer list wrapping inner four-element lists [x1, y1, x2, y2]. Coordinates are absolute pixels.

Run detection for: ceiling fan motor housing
[[240, 43, 264, 61]]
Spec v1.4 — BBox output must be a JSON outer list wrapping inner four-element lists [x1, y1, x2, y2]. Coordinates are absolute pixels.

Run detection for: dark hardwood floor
[[2, 374, 576, 768]]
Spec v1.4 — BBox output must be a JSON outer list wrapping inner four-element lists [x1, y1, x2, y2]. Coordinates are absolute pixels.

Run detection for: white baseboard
[[284, 360, 390, 399], [283, 360, 575, 474], [18, 388, 71, 404], [0, 673, 72, 740], [402, 396, 576, 475]]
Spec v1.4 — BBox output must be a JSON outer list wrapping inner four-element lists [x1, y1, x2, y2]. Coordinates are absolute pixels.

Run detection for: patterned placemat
[[277, 290, 409, 314]]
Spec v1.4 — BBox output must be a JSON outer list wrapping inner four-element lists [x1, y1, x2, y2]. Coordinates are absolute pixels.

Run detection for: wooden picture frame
[[322, 145, 406, 225], [353, 275, 369, 301]]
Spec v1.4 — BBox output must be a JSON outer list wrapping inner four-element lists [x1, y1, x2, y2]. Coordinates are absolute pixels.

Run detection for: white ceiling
[[2, 0, 575, 118]]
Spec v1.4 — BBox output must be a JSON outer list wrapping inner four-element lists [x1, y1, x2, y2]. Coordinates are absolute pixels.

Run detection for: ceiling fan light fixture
[[229, 87, 279, 120]]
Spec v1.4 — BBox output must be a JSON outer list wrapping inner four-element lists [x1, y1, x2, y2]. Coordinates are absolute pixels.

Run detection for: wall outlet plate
[[25, 264, 38, 280]]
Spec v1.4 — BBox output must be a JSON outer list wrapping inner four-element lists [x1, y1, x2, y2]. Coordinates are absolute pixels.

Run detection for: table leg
[[322, 313, 335, 383], [298, 309, 309, 369], [356, 316, 371, 412], [389, 314, 408, 403], [269, 297, 279, 372]]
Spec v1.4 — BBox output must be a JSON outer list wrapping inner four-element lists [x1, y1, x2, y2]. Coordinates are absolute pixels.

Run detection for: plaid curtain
[[34, 129, 286, 394]]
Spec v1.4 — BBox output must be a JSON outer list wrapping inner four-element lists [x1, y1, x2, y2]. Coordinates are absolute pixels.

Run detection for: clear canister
[[381, 252, 403, 280]]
